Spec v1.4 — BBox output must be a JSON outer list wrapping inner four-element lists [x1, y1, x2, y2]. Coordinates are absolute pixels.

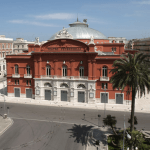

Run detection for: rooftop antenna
[[77, 13, 78, 22]]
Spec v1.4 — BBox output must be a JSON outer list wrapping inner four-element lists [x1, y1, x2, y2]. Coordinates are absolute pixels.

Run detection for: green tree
[[110, 52, 150, 133], [103, 115, 117, 135], [119, 130, 148, 150]]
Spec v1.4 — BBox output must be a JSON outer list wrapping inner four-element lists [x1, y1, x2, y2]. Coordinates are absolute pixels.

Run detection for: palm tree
[[110, 52, 150, 132]]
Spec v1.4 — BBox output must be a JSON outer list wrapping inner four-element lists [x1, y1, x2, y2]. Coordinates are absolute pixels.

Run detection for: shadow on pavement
[[67, 124, 96, 147], [0, 87, 7, 96]]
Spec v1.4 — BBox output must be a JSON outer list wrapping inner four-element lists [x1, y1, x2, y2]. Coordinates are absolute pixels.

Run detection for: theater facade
[[6, 20, 136, 104]]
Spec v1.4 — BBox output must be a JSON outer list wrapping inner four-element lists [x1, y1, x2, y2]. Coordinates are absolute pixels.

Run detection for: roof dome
[[49, 19, 107, 40]]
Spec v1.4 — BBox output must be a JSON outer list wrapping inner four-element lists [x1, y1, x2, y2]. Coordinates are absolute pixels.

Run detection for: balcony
[[12, 74, 20, 78], [100, 76, 109, 81], [24, 74, 32, 78], [40, 75, 88, 80]]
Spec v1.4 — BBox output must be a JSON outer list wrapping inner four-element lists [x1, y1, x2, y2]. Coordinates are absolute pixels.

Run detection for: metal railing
[[41, 75, 88, 80], [100, 76, 109, 81], [12, 74, 20, 78], [24, 74, 32, 78]]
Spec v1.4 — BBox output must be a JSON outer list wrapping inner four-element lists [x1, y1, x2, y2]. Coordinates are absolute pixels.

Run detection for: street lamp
[[7, 107, 9, 117], [123, 110, 131, 150], [3, 81, 6, 115], [98, 114, 101, 127], [104, 84, 106, 119]]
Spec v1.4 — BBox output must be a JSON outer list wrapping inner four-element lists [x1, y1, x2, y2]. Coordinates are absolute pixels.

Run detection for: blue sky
[[0, 0, 150, 41]]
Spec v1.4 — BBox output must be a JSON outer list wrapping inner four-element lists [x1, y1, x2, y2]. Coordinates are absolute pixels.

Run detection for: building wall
[[0, 35, 13, 78], [6, 38, 132, 104]]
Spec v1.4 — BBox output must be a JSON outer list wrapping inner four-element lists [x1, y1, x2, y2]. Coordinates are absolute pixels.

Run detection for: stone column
[[54, 59, 58, 75], [92, 60, 96, 80], [88, 60, 92, 80], [70, 60, 74, 76], [34, 60, 38, 78]]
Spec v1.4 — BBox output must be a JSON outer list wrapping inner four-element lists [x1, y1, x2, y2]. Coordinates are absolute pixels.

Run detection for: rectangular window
[[3, 65, 5, 70], [2, 52, 4, 57], [17, 80, 19, 85], [89, 93, 94, 98], [0, 66, 1, 71], [102, 83, 108, 89], [29, 80, 31, 86], [112, 47, 116, 52], [70, 92, 74, 97], [15, 80, 16, 85], [26, 80, 28, 86]]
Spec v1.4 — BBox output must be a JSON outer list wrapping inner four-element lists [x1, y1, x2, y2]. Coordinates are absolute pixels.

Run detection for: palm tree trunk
[[131, 87, 136, 132]]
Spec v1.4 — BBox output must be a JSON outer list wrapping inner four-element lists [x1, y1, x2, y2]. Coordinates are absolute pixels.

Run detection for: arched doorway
[[60, 83, 69, 101], [77, 84, 86, 103]]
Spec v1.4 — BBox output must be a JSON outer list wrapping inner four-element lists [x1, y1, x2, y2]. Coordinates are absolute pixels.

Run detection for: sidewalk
[[0, 116, 13, 137], [87, 126, 112, 150], [0, 92, 150, 113]]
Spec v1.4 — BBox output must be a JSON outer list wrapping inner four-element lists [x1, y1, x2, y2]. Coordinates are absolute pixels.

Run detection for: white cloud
[[134, 0, 150, 4], [33, 13, 76, 20], [9, 20, 58, 27]]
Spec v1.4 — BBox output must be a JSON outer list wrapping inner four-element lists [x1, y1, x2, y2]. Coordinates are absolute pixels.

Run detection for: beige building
[[13, 38, 35, 54], [0, 35, 13, 78], [13, 38, 47, 54]]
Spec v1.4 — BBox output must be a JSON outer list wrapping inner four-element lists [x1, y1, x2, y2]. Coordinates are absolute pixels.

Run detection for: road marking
[[11, 117, 85, 125]]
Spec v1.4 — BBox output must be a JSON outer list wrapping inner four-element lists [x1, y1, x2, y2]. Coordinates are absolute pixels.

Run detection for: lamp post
[[3, 81, 6, 115], [7, 107, 9, 117], [98, 114, 101, 127], [123, 114, 125, 150], [104, 84, 106, 119]]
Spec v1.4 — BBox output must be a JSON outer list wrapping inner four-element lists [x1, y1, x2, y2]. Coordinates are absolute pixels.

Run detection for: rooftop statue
[[89, 36, 95, 45], [55, 28, 73, 39]]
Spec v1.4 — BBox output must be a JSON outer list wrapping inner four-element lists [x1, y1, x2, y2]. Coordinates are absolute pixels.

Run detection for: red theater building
[[6, 20, 136, 104]]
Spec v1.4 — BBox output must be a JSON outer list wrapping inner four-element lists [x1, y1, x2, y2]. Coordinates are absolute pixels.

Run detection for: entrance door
[[78, 91, 85, 103], [116, 94, 123, 104], [61, 91, 67, 101], [45, 90, 51, 100], [101, 93, 108, 103], [15, 88, 20, 97], [26, 89, 32, 98]]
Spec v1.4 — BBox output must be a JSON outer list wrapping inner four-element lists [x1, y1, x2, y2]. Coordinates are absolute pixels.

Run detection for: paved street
[[0, 118, 86, 150], [1, 102, 150, 130], [0, 102, 150, 149]]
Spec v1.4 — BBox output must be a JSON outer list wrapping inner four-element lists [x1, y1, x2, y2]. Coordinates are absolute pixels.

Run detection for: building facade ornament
[[35, 37, 40, 45], [55, 28, 73, 39], [89, 36, 95, 45]]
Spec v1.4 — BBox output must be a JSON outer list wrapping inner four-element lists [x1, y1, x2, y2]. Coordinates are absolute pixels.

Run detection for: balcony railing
[[100, 76, 109, 81], [12, 74, 20, 78], [24, 74, 32, 78], [41, 75, 88, 80]]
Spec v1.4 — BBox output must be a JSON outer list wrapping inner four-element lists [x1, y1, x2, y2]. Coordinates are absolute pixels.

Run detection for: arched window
[[26, 65, 30, 75], [62, 65, 67, 76], [15, 65, 19, 74], [79, 66, 84, 77], [46, 65, 51, 76], [77, 84, 86, 89], [60, 83, 69, 88], [44, 83, 52, 87], [102, 66, 107, 77]]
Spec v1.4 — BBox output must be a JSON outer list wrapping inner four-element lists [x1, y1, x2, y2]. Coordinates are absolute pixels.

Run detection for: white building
[[108, 37, 128, 48], [13, 38, 47, 54], [0, 35, 13, 78]]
